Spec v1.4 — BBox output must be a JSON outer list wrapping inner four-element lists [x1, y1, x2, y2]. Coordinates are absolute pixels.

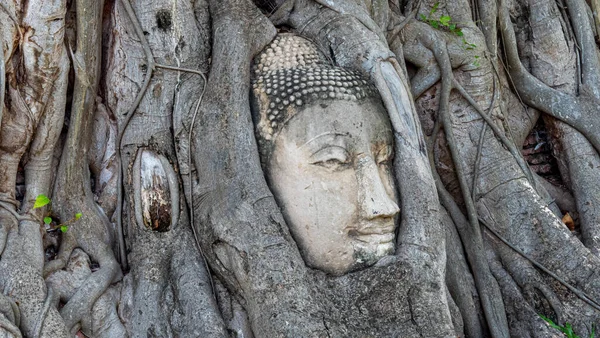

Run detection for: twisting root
[[498, 0, 600, 152], [177, 68, 215, 297], [471, 75, 496, 202], [452, 79, 535, 186], [426, 47, 600, 315], [116, 0, 157, 271], [33, 287, 53, 338], [388, 6, 418, 46], [0, 315, 22, 338], [117, 0, 213, 296], [0, 294, 21, 338], [429, 37, 510, 338], [481, 219, 600, 312], [0, 201, 24, 222], [0, 294, 19, 328]]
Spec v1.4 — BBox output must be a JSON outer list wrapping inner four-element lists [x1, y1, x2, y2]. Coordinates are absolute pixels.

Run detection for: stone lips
[[251, 33, 380, 157]]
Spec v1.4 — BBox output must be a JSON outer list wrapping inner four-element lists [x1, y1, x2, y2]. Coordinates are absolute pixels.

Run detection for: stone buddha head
[[251, 34, 400, 276]]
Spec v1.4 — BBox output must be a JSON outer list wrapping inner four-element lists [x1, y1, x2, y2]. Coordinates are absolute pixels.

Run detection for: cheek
[[272, 162, 359, 235], [306, 171, 358, 224]]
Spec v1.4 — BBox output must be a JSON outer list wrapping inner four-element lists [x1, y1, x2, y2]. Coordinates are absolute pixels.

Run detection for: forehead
[[278, 98, 393, 146]]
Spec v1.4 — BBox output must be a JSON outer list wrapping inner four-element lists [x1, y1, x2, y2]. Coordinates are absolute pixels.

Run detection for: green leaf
[[420, 13, 427, 21], [430, 20, 439, 29], [590, 324, 595, 338], [455, 30, 464, 36], [33, 194, 51, 209], [75, 213, 82, 220], [539, 314, 562, 330], [43, 217, 52, 225], [60, 225, 69, 233], [563, 323, 575, 337], [430, 2, 439, 15], [449, 23, 456, 31], [440, 15, 451, 26]]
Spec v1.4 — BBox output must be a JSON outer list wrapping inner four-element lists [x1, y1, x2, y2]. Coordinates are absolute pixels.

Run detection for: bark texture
[[1, 0, 600, 337]]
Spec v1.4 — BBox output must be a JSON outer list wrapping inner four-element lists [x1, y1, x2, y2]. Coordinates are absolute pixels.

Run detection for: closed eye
[[310, 146, 351, 170]]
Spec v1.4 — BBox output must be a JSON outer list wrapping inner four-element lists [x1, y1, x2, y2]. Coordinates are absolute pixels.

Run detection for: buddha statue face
[[252, 34, 400, 275], [267, 98, 399, 275]]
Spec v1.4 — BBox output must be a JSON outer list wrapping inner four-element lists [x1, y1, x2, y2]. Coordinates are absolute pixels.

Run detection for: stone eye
[[314, 158, 347, 169], [310, 146, 350, 170]]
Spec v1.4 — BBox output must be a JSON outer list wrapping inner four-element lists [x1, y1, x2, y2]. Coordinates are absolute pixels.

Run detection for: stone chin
[[353, 241, 396, 267]]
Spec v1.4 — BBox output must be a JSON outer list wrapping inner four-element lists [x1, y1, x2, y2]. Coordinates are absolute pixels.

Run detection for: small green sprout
[[539, 314, 595, 338], [419, 2, 480, 67], [33, 194, 82, 233], [33, 194, 51, 209]]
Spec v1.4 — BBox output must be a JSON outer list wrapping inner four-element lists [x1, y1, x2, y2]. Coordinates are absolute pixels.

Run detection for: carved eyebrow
[[299, 132, 349, 149]]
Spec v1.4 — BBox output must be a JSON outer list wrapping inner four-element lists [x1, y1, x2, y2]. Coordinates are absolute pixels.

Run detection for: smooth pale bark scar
[[133, 148, 180, 232]]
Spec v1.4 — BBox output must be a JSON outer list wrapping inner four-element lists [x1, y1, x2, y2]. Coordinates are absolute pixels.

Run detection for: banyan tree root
[[401, 0, 600, 335], [103, 0, 228, 335], [0, 0, 72, 336], [498, 0, 600, 153], [505, 0, 600, 257], [45, 249, 126, 337], [50, 0, 122, 335]]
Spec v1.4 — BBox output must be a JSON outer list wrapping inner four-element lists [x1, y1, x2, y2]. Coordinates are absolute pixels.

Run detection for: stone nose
[[356, 155, 400, 220]]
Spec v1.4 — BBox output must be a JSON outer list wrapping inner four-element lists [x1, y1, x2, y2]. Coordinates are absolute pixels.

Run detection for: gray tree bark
[[1, 0, 600, 337]]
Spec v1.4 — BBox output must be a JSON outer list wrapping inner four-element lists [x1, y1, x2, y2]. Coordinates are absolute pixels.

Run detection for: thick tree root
[[104, 0, 229, 335], [510, 0, 600, 257], [487, 245, 561, 337], [46, 249, 126, 337], [498, 0, 600, 153], [418, 24, 510, 338], [49, 0, 123, 335], [441, 208, 487, 338]]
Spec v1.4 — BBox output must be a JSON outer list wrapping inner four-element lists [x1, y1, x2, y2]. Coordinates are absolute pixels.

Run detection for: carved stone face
[[265, 98, 399, 275]]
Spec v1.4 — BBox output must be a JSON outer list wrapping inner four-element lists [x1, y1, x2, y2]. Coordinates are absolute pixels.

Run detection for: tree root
[[429, 124, 510, 338], [105, 1, 228, 335], [0, 294, 19, 332], [481, 218, 600, 311], [0, 314, 22, 338], [425, 32, 510, 338], [46, 248, 126, 337], [471, 75, 497, 202], [58, 249, 120, 335], [486, 247, 562, 338], [564, 0, 600, 97], [441, 208, 486, 338], [424, 26, 600, 335], [114, 0, 156, 271], [32, 287, 52, 338], [498, 0, 600, 153], [117, 0, 212, 284], [502, 0, 600, 257]]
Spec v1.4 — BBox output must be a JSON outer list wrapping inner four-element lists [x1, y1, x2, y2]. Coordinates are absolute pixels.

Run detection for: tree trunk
[[1, 0, 600, 337]]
